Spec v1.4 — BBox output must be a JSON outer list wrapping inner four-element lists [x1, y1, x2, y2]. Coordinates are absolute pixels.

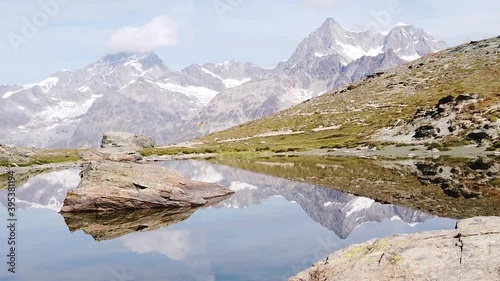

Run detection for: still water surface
[[0, 160, 455, 281]]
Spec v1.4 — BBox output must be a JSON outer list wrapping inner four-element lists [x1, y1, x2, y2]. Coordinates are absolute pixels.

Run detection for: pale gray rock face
[[174, 74, 300, 141], [383, 24, 448, 60], [289, 216, 500, 281], [0, 18, 447, 147]]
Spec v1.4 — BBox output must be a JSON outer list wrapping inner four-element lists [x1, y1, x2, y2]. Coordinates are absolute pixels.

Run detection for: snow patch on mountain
[[401, 54, 421, 61], [229, 181, 259, 191], [201, 68, 251, 88], [335, 40, 384, 62], [78, 86, 91, 92], [345, 197, 375, 216], [3, 77, 59, 99], [23, 94, 103, 130], [155, 81, 219, 105]]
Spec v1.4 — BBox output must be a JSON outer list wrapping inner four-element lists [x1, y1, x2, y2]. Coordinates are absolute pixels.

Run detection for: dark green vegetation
[[211, 155, 500, 219]]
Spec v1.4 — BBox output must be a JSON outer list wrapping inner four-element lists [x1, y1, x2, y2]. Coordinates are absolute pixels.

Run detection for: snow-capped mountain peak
[[0, 18, 448, 147], [383, 24, 447, 61], [281, 18, 447, 70], [99, 52, 165, 69], [174, 19, 447, 142]]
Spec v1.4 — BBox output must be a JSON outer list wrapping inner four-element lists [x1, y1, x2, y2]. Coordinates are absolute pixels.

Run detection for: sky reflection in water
[[0, 161, 456, 281]]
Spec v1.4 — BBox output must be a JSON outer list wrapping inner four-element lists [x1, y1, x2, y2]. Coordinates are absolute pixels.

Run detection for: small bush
[[427, 143, 444, 151], [494, 141, 500, 148]]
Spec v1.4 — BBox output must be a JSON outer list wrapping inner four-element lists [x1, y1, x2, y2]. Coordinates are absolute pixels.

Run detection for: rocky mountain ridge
[[0, 18, 447, 148], [174, 19, 447, 142]]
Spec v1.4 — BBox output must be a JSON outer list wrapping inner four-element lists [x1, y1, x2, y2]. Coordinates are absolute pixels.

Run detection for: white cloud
[[303, 0, 337, 8], [107, 15, 178, 54], [121, 230, 193, 261]]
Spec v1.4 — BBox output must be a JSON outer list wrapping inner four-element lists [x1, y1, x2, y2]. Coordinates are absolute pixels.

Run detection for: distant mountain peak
[[101, 52, 137, 64], [395, 22, 410, 27], [322, 17, 340, 26], [100, 52, 164, 68]]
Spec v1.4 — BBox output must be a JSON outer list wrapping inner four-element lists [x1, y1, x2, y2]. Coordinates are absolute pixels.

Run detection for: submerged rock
[[60, 161, 234, 212], [289, 216, 500, 281]]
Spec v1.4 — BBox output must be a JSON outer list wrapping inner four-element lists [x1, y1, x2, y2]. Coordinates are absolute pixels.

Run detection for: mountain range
[[0, 18, 447, 148], [199, 36, 499, 153]]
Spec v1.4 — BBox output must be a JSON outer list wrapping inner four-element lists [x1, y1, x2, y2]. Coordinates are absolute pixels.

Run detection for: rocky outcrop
[[289, 216, 500, 281], [78, 147, 143, 162], [77, 131, 156, 162], [60, 161, 234, 212], [101, 131, 155, 150]]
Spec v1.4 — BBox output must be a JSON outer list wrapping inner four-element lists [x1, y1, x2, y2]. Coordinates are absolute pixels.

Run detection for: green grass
[[0, 149, 81, 167]]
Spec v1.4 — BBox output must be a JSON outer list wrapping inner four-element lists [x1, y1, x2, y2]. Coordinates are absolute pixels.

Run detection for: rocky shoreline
[[289, 216, 500, 281], [59, 132, 233, 212], [1, 132, 499, 280]]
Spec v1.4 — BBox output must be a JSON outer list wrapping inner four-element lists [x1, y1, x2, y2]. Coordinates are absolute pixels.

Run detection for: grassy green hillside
[[189, 37, 499, 153]]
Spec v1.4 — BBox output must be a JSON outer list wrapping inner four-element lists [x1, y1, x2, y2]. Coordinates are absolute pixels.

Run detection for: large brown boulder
[[289, 216, 500, 281], [60, 161, 234, 212]]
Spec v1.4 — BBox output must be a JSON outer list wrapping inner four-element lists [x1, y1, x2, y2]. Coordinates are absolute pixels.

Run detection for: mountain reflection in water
[[0, 160, 455, 281]]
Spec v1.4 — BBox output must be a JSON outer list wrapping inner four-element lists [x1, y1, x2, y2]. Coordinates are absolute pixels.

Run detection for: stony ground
[[289, 216, 500, 281]]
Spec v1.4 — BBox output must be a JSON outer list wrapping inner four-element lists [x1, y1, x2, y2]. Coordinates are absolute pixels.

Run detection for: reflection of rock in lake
[[389, 157, 500, 199], [62, 208, 198, 241]]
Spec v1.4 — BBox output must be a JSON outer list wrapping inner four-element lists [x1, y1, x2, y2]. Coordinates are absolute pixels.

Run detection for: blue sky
[[1, 0, 499, 84]]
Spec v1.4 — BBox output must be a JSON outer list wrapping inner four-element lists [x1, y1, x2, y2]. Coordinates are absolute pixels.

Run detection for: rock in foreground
[[289, 216, 500, 281], [60, 161, 234, 212]]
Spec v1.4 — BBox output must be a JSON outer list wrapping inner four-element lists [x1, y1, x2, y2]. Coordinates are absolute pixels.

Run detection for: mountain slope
[[0, 53, 265, 148], [174, 19, 447, 142], [198, 36, 500, 151], [0, 18, 447, 148]]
